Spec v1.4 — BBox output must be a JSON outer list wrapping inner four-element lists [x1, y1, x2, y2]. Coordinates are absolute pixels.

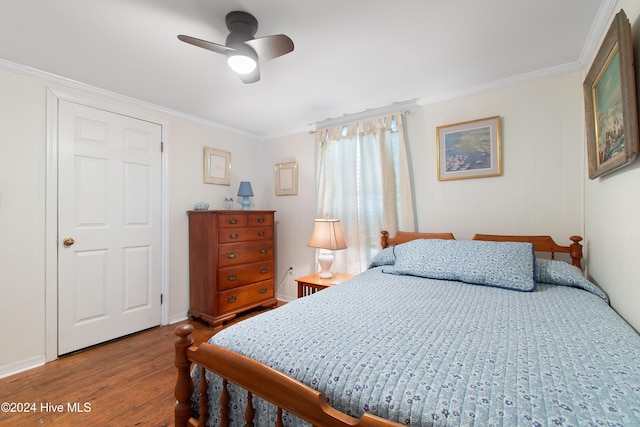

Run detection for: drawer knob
[[226, 252, 237, 259], [227, 273, 237, 281], [228, 218, 238, 224], [259, 287, 268, 294], [257, 218, 265, 223], [259, 248, 268, 254], [260, 267, 268, 274], [230, 233, 239, 239], [227, 295, 237, 303], [257, 231, 266, 237]]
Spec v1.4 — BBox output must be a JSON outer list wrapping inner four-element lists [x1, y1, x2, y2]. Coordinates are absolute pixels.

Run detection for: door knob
[[63, 237, 75, 247]]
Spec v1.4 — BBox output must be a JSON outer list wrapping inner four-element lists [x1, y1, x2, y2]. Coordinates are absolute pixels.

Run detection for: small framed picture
[[275, 162, 298, 196], [436, 116, 502, 181], [203, 147, 230, 185], [583, 10, 639, 179]]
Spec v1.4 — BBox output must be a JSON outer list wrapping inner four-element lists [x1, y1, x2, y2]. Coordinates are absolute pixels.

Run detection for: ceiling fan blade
[[245, 34, 294, 62], [177, 35, 233, 55], [238, 67, 260, 84]]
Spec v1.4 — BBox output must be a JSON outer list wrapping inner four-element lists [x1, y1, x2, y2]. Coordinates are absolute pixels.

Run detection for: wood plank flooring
[[0, 305, 281, 426]]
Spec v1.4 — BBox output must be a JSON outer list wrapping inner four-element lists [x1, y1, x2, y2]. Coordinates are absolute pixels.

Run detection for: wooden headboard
[[380, 230, 455, 248], [472, 234, 583, 268], [380, 231, 583, 268]]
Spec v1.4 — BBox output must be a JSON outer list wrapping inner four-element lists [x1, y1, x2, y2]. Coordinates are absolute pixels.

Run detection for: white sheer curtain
[[315, 113, 415, 274]]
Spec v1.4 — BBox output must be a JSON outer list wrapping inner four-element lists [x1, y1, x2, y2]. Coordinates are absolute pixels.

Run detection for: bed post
[[381, 230, 389, 248], [175, 324, 195, 427], [569, 235, 583, 269]]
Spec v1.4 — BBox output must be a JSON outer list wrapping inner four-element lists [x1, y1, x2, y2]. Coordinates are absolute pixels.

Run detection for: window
[[315, 114, 415, 273]]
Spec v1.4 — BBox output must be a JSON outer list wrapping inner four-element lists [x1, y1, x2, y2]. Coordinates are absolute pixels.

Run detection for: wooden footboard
[[174, 324, 403, 427]]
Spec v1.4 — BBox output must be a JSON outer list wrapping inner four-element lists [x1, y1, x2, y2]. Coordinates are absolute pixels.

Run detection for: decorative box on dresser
[[187, 210, 278, 330]]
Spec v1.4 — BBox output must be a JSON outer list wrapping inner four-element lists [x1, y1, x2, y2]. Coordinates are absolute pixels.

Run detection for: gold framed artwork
[[203, 147, 230, 185], [436, 116, 502, 181], [275, 162, 298, 196], [583, 9, 639, 179]]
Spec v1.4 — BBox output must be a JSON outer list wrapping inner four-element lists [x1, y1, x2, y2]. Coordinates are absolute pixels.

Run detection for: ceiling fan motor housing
[[225, 11, 258, 44]]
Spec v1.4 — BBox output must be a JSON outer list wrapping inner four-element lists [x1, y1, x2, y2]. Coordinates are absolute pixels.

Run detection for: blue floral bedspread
[[194, 253, 640, 426]]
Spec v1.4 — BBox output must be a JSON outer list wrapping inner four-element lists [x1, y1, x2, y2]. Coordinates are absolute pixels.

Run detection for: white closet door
[[57, 100, 162, 355]]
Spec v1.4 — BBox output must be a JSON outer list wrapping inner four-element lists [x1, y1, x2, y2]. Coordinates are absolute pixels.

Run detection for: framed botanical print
[[203, 147, 230, 185], [584, 10, 639, 179], [436, 116, 502, 181]]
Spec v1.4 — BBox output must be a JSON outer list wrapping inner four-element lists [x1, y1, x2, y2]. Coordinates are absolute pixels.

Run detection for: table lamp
[[307, 218, 347, 278], [237, 181, 253, 210]]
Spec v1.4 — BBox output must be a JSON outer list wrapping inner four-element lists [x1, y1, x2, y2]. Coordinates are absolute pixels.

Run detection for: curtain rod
[[311, 98, 418, 132]]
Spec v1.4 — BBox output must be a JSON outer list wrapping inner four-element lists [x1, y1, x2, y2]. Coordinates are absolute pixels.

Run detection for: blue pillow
[[535, 259, 608, 301], [384, 239, 536, 292], [368, 247, 396, 268]]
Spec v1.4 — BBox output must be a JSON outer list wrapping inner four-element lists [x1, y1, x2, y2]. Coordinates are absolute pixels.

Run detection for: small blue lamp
[[237, 181, 254, 210]]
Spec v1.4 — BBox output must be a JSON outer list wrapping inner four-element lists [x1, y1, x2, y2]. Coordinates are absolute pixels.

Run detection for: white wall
[[585, 1, 640, 332], [410, 72, 585, 241], [264, 71, 586, 302], [0, 66, 263, 377], [0, 70, 48, 374], [259, 132, 317, 300], [165, 118, 263, 323]]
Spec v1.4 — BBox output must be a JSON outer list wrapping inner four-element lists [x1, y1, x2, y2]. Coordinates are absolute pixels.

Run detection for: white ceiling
[[0, 0, 615, 138]]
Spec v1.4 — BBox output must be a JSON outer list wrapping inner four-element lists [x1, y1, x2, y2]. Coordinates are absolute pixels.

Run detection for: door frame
[[45, 88, 169, 361]]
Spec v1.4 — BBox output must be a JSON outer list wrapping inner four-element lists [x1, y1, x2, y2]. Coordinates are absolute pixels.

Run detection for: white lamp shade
[[307, 219, 347, 278], [307, 219, 347, 250]]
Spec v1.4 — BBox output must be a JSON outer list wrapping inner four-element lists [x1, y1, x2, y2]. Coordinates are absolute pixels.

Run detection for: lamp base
[[317, 251, 334, 279], [241, 196, 251, 210]]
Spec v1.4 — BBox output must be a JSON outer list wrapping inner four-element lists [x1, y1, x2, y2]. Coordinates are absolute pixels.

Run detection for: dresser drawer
[[218, 226, 274, 244], [217, 280, 274, 313], [218, 261, 273, 291], [217, 214, 248, 228], [248, 213, 273, 227], [218, 240, 274, 267]]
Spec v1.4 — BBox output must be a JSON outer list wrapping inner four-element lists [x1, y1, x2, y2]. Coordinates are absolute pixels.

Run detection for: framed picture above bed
[[436, 115, 502, 181], [583, 9, 639, 179]]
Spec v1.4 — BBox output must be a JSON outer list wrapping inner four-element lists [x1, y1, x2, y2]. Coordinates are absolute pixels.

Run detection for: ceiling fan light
[[227, 54, 257, 74]]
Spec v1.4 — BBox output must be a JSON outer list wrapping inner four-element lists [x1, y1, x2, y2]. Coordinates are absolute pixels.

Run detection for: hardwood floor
[[0, 305, 282, 426]]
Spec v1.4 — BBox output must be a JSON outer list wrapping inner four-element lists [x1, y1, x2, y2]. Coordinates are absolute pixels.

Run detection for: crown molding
[[0, 58, 260, 140], [417, 61, 583, 107], [578, 0, 619, 69]]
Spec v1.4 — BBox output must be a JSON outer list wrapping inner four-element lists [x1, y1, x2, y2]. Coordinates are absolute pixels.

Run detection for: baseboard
[[0, 355, 46, 380], [169, 312, 189, 325], [276, 293, 295, 303]]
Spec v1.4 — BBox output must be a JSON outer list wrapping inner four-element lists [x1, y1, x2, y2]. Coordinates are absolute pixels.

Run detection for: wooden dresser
[[187, 210, 277, 330]]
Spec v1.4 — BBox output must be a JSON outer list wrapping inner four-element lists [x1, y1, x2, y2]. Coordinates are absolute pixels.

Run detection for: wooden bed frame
[[175, 231, 585, 426]]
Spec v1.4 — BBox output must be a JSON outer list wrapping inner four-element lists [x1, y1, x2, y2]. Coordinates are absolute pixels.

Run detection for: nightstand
[[296, 272, 354, 298]]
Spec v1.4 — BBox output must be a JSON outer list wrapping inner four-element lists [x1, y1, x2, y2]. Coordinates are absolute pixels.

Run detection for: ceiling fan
[[178, 11, 294, 84]]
